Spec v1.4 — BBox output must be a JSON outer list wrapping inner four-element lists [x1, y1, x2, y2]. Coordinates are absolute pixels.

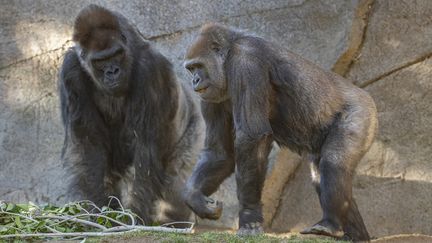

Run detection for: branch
[[35, 216, 107, 231]]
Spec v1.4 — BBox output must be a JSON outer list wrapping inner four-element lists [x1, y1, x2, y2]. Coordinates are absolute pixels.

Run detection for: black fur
[[59, 5, 203, 224], [183, 23, 377, 241]]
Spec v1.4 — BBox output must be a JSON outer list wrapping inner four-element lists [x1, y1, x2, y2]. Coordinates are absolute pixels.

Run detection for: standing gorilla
[[59, 5, 203, 224], [183, 23, 377, 241]]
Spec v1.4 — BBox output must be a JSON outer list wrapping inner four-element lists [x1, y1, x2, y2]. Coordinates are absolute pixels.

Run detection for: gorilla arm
[[228, 56, 274, 233], [184, 101, 235, 220], [59, 50, 109, 205]]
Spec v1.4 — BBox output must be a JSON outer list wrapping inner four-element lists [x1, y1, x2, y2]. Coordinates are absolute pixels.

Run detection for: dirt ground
[[34, 225, 432, 242], [87, 230, 432, 243]]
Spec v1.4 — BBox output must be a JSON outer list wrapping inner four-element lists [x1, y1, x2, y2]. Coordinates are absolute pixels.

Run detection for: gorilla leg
[[160, 177, 193, 223], [302, 155, 347, 238], [343, 198, 369, 241], [317, 159, 369, 241], [184, 152, 235, 220], [123, 170, 160, 225], [307, 158, 351, 238], [302, 108, 371, 241], [105, 165, 136, 210]]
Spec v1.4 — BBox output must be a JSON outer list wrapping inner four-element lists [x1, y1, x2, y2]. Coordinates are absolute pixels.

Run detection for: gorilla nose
[[192, 77, 201, 86], [193, 79, 209, 93], [105, 66, 120, 79]]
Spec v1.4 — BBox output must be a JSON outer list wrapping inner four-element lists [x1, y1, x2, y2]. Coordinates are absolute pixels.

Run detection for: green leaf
[[105, 220, 112, 228], [97, 217, 104, 225], [16, 204, 29, 211], [0, 200, 146, 238], [14, 216, 23, 228], [6, 203, 15, 212], [68, 206, 76, 215], [0, 226, 8, 232], [58, 206, 67, 214], [55, 226, 67, 233]]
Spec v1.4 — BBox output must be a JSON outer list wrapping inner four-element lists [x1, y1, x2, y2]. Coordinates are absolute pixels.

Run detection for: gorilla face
[[77, 32, 132, 96], [184, 34, 229, 103], [73, 6, 133, 97]]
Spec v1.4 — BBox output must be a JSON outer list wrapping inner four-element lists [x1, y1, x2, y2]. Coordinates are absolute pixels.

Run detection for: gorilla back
[[59, 5, 203, 224]]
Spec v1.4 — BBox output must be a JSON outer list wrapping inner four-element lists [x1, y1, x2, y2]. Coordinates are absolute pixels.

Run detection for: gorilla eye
[[211, 42, 221, 53], [212, 46, 221, 53], [185, 67, 194, 75], [186, 63, 203, 74], [92, 59, 105, 71], [80, 50, 87, 59], [121, 33, 127, 43]]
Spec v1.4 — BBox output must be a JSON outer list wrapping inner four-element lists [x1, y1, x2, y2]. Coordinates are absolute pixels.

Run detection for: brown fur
[[73, 4, 120, 50]]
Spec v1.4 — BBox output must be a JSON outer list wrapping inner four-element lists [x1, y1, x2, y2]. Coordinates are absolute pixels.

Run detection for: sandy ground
[[92, 233, 432, 243]]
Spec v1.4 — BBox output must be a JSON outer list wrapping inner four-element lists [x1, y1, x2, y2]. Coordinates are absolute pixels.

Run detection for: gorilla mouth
[[195, 87, 208, 94], [104, 80, 127, 96], [104, 79, 121, 88], [107, 82, 120, 88]]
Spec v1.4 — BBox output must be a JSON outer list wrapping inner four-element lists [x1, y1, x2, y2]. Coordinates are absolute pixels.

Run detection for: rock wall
[[0, 0, 431, 238]]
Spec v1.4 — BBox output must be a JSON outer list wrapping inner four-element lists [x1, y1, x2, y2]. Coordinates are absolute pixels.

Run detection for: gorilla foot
[[237, 222, 264, 236], [300, 220, 344, 239], [185, 192, 223, 220]]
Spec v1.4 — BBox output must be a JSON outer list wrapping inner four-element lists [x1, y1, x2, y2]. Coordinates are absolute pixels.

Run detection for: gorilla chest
[[93, 93, 133, 160], [93, 93, 126, 123]]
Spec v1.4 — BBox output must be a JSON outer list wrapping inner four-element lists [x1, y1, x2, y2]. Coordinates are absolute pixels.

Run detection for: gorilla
[[58, 5, 203, 224], [183, 23, 377, 241]]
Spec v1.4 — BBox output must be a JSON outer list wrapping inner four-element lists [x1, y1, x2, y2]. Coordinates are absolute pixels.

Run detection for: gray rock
[[0, 0, 314, 68], [346, 0, 432, 86], [360, 56, 432, 184], [0, 49, 68, 204]]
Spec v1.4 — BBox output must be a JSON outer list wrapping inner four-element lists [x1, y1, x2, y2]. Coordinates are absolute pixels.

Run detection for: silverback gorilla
[[183, 23, 377, 241], [59, 5, 203, 224]]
